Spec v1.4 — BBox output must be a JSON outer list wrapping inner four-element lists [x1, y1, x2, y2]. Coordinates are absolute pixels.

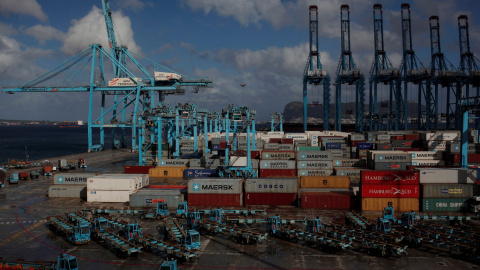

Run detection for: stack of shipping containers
[[187, 178, 243, 207], [299, 175, 352, 209], [360, 170, 420, 211], [244, 178, 298, 206], [87, 174, 143, 202], [48, 173, 98, 199]]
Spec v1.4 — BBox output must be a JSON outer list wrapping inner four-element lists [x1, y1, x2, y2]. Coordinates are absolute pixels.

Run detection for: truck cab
[[57, 254, 79, 270], [141, 202, 169, 220], [94, 216, 108, 232], [9, 172, 19, 184], [73, 222, 91, 244], [208, 209, 224, 224], [306, 218, 322, 233], [266, 215, 281, 235], [183, 230, 201, 250], [159, 259, 177, 270], [78, 158, 87, 168], [375, 218, 392, 233], [187, 211, 201, 229], [177, 201, 188, 218]]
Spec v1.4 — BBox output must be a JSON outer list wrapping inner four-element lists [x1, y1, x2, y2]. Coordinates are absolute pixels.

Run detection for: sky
[[0, 0, 479, 122]]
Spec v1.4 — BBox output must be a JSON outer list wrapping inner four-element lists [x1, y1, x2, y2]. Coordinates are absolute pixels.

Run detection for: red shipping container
[[350, 141, 367, 147], [391, 135, 404, 140], [148, 185, 187, 189], [188, 193, 242, 207], [281, 138, 294, 144], [361, 170, 419, 185], [259, 169, 296, 177], [301, 192, 352, 209], [250, 150, 261, 159], [361, 184, 419, 198], [245, 193, 297, 206], [404, 134, 420, 140], [450, 153, 461, 163], [125, 165, 155, 174], [269, 138, 282, 143], [469, 154, 480, 163]]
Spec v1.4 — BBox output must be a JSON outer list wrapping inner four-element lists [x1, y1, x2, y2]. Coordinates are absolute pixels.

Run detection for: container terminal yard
[[2, 1, 480, 270]]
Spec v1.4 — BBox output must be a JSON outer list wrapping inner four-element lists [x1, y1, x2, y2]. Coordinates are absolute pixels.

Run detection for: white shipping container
[[87, 175, 141, 191], [87, 190, 134, 202], [411, 160, 445, 167], [424, 132, 460, 141], [417, 168, 477, 184], [408, 151, 444, 160], [229, 156, 247, 167], [187, 178, 243, 194]]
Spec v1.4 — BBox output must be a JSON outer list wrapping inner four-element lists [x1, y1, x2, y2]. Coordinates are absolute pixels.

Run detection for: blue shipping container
[[212, 144, 221, 151], [357, 143, 374, 150], [326, 142, 341, 149], [184, 169, 218, 177]]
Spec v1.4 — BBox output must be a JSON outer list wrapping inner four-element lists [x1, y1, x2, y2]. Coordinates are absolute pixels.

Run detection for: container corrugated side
[[245, 193, 297, 206], [129, 191, 184, 208], [184, 169, 218, 177], [187, 193, 243, 207], [408, 151, 444, 160], [295, 151, 332, 161], [158, 159, 190, 167], [361, 198, 419, 211], [301, 192, 351, 209], [417, 168, 478, 184], [361, 184, 419, 198], [335, 168, 365, 179], [300, 176, 350, 188], [422, 198, 471, 212], [297, 169, 334, 176], [261, 151, 295, 160], [87, 176, 141, 191], [297, 161, 333, 170], [361, 170, 419, 185], [421, 184, 474, 198], [245, 178, 298, 193], [53, 173, 98, 185], [87, 190, 134, 202], [373, 163, 409, 171], [333, 159, 366, 167], [48, 185, 87, 199], [125, 165, 155, 174], [259, 169, 296, 178], [260, 160, 296, 169], [187, 178, 243, 194], [149, 167, 187, 178]]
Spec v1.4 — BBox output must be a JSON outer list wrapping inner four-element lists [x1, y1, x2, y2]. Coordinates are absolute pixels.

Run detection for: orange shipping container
[[300, 176, 350, 188], [149, 167, 187, 178], [361, 198, 419, 212]]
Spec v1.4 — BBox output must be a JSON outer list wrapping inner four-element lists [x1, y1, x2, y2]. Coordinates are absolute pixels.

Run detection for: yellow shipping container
[[361, 198, 419, 212], [149, 166, 187, 178], [300, 176, 350, 188]]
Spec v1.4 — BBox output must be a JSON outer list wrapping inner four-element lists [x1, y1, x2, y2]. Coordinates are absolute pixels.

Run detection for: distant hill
[[283, 101, 426, 121]]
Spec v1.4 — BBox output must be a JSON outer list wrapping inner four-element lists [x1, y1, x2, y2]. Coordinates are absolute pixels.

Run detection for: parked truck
[[0, 254, 78, 270], [46, 216, 91, 245], [19, 172, 30, 180], [0, 168, 6, 187], [58, 159, 68, 171], [9, 173, 19, 184], [140, 202, 170, 220]]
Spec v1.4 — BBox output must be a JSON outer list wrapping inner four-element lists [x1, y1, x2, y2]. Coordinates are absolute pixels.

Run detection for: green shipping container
[[295, 146, 324, 152], [421, 198, 472, 212]]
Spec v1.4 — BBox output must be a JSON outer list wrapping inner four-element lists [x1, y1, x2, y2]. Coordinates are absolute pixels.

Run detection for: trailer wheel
[[241, 238, 247, 245], [156, 215, 162, 220], [181, 214, 186, 219], [140, 214, 146, 220]]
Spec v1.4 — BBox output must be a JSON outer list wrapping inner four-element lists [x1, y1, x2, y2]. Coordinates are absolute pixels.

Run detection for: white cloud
[[61, 5, 141, 56], [116, 0, 154, 13], [24, 25, 66, 45], [0, 0, 47, 21]]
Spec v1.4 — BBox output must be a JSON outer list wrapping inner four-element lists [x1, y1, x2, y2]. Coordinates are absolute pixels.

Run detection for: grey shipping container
[[335, 168, 363, 178], [158, 159, 190, 167], [129, 189, 184, 208], [260, 160, 296, 169], [261, 151, 295, 160], [187, 178, 243, 194], [417, 168, 478, 184], [333, 159, 366, 167], [245, 178, 298, 193], [329, 149, 344, 158], [373, 153, 412, 163], [189, 158, 222, 169], [297, 161, 333, 170], [297, 169, 334, 176], [422, 198, 471, 212], [373, 162, 409, 171], [349, 134, 365, 141], [278, 144, 294, 151], [296, 151, 333, 161], [421, 184, 474, 198], [53, 173, 98, 185], [48, 185, 87, 199], [263, 143, 280, 150]]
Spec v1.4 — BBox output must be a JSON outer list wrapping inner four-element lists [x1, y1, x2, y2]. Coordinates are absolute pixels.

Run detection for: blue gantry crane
[[399, 3, 433, 130], [302, 5, 331, 131], [270, 112, 283, 132], [2, 0, 212, 154], [368, 4, 401, 131], [334, 5, 365, 132]]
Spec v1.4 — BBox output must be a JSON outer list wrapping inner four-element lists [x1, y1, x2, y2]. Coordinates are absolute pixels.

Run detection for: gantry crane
[[270, 112, 283, 132], [2, 0, 212, 154], [334, 5, 365, 132], [429, 15, 464, 130], [302, 5, 331, 131], [368, 4, 401, 131], [400, 3, 432, 130]]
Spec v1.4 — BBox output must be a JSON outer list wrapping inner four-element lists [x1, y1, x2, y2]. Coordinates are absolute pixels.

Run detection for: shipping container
[[48, 185, 87, 199], [409, 151, 444, 160], [125, 165, 155, 174], [361, 198, 419, 211], [325, 142, 342, 149], [259, 169, 296, 178], [87, 175, 141, 191], [158, 159, 190, 167], [188, 193, 243, 207], [301, 192, 352, 209], [53, 173, 98, 185], [295, 146, 323, 152], [423, 132, 460, 141], [260, 160, 296, 169], [149, 167, 187, 178], [189, 158, 222, 169], [361, 170, 419, 185], [187, 178, 243, 194], [264, 143, 280, 150], [184, 169, 218, 178], [261, 151, 295, 160], [370, 152, 412, 163], [300, 176, 350, 188], [349, 134, 365, 141], [297, 169, 334, 176], [417, 168, 478, 184], [278, 144, 294, 151], [411, 160, 445, 167], [421, 184, 474, 198], [361, 184, 419, 198], [422, 198, 471, 212], [373, 163, 409, 171], [357, 143, 374, 150], [335, 168, 363, 179], [119, 174, 149, 187], [329, 149, 344, 158], [87, 190, 134, 202], [245, 178, 298, 193], [245, 193, 297, 206], [129, 190, 184, 208], [333, 159, 366, 167], [297, 161, 333, 170], [404, 134, 420, 140], [296, 151, 333, 161]]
